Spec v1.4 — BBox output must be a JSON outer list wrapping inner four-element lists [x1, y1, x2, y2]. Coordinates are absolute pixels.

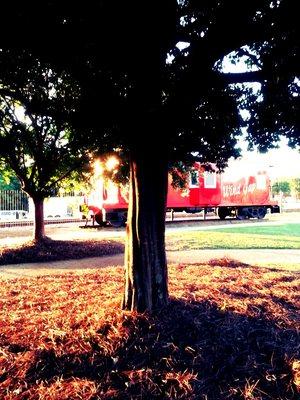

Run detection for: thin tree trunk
[[33, 196, 46, 241], [122, 150, 169, 312]]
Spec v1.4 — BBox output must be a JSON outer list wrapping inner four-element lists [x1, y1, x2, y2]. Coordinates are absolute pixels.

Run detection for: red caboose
[[81, 162, 279, 226], [167, 164, 221, 212], [218, 170, 279, 219]]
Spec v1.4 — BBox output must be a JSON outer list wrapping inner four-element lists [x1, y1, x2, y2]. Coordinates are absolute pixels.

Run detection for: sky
[[221, 48, 300, 181], [172, 43, 300, 182], [226, 137, 300, 180]]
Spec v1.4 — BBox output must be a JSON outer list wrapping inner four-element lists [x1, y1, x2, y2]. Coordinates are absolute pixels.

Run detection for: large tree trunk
[[122, 150, 169, 312], [33, 196, 46, 242]]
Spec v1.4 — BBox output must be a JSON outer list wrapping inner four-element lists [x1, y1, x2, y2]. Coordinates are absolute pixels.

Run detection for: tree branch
[[220, 70, 265, 85], [239, 47, 262, 69]]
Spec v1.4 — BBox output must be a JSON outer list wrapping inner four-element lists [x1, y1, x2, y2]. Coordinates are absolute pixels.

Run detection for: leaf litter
[[0, 259, 299, 399]]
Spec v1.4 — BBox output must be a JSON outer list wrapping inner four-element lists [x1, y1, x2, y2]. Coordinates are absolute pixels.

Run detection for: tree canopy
[[290, 178, 300, 198], [1, 1, 298, 164], [0, 54, 91, 240], [272, 180, 291, 196], [0, 162, 21, 190]]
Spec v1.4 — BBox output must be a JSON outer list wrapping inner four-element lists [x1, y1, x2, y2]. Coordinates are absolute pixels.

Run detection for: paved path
[[0, 249, 299, 279], [168, 249, 300, 267]]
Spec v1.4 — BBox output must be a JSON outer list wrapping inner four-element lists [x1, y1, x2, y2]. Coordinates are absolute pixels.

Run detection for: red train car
[[218, 170, 279, 219], [81, 162, 279, 226]]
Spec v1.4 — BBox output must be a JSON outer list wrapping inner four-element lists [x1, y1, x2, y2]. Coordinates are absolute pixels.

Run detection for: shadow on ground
[[2, 298, 299, 399], [0, 237, 124, 265]]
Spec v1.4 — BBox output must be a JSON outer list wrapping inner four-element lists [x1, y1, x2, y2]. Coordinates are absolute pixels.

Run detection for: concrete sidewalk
[[168, 249, 300, 265], [0, 249, 299, 279]]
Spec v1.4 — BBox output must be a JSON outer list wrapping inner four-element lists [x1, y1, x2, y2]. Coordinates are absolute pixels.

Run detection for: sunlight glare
[[106, 156, 119, 172], [93, 159, 104, 177]]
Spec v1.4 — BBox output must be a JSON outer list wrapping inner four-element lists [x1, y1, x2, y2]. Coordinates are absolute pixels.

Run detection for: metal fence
[[0, 190, 29, 212], [0, 190, 84, 228]]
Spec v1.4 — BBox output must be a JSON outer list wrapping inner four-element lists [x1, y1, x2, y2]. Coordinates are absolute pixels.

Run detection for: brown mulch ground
[[0, 238, 125, 265], [0, 259, 299, 399]]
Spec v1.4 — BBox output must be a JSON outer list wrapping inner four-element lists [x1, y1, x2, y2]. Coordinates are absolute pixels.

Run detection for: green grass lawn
[[1, 223, 299, 266], [166, 223, 300, 250], [206, 222, 300, 237]]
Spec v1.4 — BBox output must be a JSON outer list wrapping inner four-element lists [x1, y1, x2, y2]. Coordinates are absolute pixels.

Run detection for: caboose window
[[256, 174, 266, 190], [204, 171, 216, 188], [190, 170, 199, 187]]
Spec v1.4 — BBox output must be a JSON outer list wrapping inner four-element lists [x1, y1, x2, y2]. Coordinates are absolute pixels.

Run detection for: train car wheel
[[108, 212, 127, 228], [217, 207, 227, 220], [237, 208, 248, 220], [257, 207, 267, 219], [109, 218, 126, 228], [248, 207, 258, 218], [95, 212, 106, 226]]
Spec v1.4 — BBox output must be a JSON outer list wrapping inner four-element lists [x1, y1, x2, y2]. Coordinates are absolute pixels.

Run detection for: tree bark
[[33, 196, 46, 242], [122, 150, 169, 312]]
